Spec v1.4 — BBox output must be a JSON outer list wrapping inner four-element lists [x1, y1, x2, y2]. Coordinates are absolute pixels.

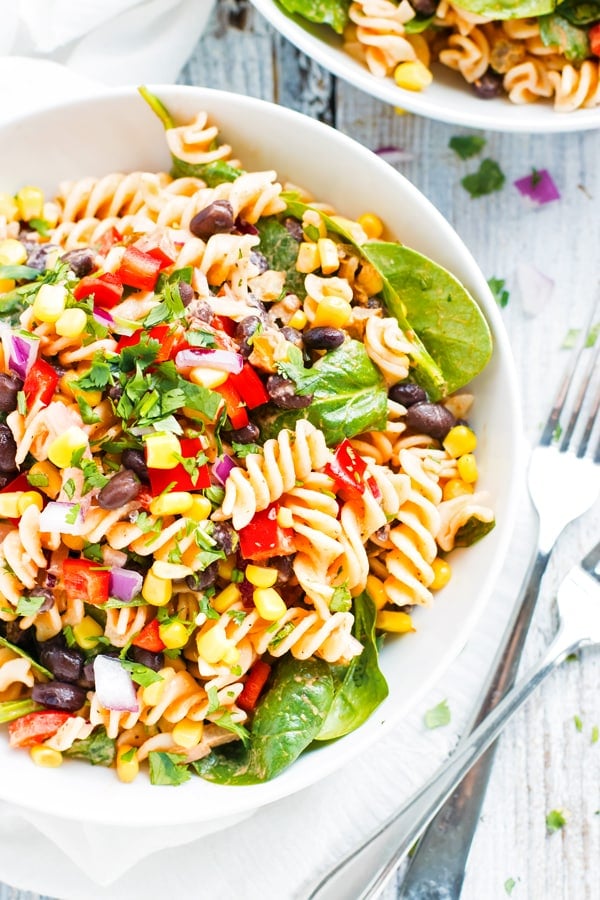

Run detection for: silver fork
[[306, 298, 600, 900]]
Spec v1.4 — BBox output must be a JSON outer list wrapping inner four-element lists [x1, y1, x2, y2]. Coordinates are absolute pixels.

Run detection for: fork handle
[[397, 549, 549, 899], [306, 623, 582, 900]]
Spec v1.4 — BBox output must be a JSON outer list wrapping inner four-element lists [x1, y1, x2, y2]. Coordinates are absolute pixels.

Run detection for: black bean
[[193, 302, 214, 323], [97, 469, 141, 510], [284, 217, 303, 242], [227, 423, 260, 444], [266, 374, 312, 409], [39, 644, 84, 683], [0, 373, 23, 412], [121, 449, 149, 483], [303, 327, 345, 350], [250, 250, 269, 274], [211, 522, 238, 556], [107, 383, 123, 402], [177, 281, 194, 307], [472, 69, 504, 99], [235, 217, 259, 236], [268, 555, 293, 585], [410, 0, 438, 14], [61, 247, 96, 278], [405, 402, 456, 440], [2, 620, 31, 646], [129, 646, 164, 672], [29, 586, 55, 613], [388, 382, 427, 407], [0, 472, 16, 490], [27, 244, 58, 271], [189, 200, 235, 241], [235, 316, 261, 358], [80, 661, 96, 690], [32, 681, 87, 712], [185, 562, 218, 592], [0, 424, 17, 472], [280, 326, 303, 348]]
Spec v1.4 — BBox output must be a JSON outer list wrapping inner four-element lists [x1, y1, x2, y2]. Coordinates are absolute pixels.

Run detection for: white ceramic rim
[[0, 84, 523, 826]]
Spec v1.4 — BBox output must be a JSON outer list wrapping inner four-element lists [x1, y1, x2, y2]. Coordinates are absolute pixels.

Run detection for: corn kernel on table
[[2, 1, 600, 898]]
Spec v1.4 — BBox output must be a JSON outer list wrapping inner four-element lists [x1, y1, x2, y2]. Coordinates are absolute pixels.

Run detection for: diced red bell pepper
[[73, 272, 124, 309], [117, 324, 183, 364], [324, 439, 368, 500], [115, 246, 162, 291], [590, 23, 600, 57], [147, 437, 210, 494], [211, 315, 236, 337], [23, 359, 59, 408], [95, 226, 123, 255], [133, 231, 176, 271], [131, 618, 165, 653], [8, 711, 72, 748], [0, 473, 32, 495], [238, 504, 295, 562], [63, 558, 110, 606], [215, 379, 249, 431], [237, 660, 271, 712], [228, 363, 270, 410]]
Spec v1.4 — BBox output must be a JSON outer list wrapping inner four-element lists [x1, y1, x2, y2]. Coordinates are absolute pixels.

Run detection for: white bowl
[[251, 0, 600, 133], [0, 84, 521, 827]]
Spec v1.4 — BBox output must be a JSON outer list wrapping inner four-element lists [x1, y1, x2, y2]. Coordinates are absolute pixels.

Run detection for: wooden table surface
[[2, 1, 600, 898]]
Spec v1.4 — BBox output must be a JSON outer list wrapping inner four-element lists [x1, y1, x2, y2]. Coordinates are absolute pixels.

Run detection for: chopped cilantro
[[574, 714, 583, 732], [16, 594, 46, 616], [27, 471, 49, 488], [75, 354, 114, 390], [148, 751, 191, 786], [63, 478, 76, 500], [504, 877, 517, 896], [207, 685, 220, 714], [120, 746, 136, 763], [488, 277, 510, 308], [592, 725, 599, 744], [120, 659, 163, 687], [586, 321, 599, 348], [63, 625, 76, 648], [76, 394, 101, 424], [546, 809, 567, 833], [187, 329, 218, 348], [330, 584, 352, 613], [424, 699, 451, 729], [17, 390, 27, 415], [227, 609, 247, 625], [449, 135, 486, 160], [562, 328, 580, 349], [461, 159, 505, 198], [232, 441, 264, 458], [80, 459, 109, 494], [65, 503, 80, 525], [198, 595, 219, 620], [212, 709, 250, 746]]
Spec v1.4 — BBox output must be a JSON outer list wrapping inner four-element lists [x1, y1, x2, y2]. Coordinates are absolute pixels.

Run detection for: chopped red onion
[[513, 169, 560, 205], [109, 567, 144, 602], [374, 145, 414, 166], [175, 348, 243, 374], [4, 331, 40, 380], [38, 501, 83, 535], [93, 655, 139, 713], [517, 263, 554, 316], [212, 454, 236, 485], [92, 307, 114, 328]]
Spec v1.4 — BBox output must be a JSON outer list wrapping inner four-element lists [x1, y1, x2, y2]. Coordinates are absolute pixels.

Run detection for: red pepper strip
[[131, 618, 165, 652], [228, 363, 270, 409], [133, 231, 176, 270], [115, 246, 162, 291], [590, 23, 600, 56], [237, 660, 271, 712], [73, 272, 124, 309], [238, 504, 295, 562], [95, 226, 123, 255], [324, 439, 368, 501], [23, 359, 59, 408], [63, 558, 110, 606], [147, 437, 210, 494], [8, 711, 73, 748], [214, 379, 249, 431], [117, 324, 184, 363]]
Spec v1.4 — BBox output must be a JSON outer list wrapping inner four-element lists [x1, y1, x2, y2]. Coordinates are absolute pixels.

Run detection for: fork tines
[[539, 289, 600, 461]]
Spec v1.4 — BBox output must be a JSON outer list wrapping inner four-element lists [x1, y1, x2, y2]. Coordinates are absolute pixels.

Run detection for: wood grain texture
[[2, 1, 599, 898]]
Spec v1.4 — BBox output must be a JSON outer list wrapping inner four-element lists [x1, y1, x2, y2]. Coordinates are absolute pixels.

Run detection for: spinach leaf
[[0, 636, 53, 679], [316, 592, 388, 741], [259, 340, 388, 444], [555, 0, 600, 23], [461, 159, 506, 199], [443, 0, 554, 17], [255, 216, 306, 298], [363, 243, 493, 395], [0, 698, 41, 724], [193, 656, 334, 784], [0, 264, 41, 282], [539, 13, 589, 61], [63, 728, 116, 767], [278, 0, 351, 33], [170, 158, 244, 187], [453, 515, 495, 547]]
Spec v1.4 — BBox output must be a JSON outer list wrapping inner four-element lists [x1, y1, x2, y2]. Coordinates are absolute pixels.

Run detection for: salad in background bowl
[[0, 84, 519, 827]]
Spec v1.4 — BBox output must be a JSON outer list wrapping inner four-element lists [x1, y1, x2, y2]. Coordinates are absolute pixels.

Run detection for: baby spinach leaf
[[539, 13, 589, 61], [555, 0, 600, 23], [445, 0, 554, 17], [255, 216, 306, 298], [404, 13, 435, 31], [259, 340, 388, 444], [64, 728, 116, 767], [170, 158, 244, 187], [193, 656, 334, 784], [363, 243, 493, 395], [0, 698, 42, 724], [453, 515, 496, 547], [316, 592, 389, 741], [278, 0, 351, 34], [0, 636, 53, 679], [149, 751, 191, 786]]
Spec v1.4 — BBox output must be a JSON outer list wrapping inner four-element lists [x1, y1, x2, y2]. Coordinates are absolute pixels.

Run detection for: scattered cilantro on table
[[461, 159, 506, 198], [504, 877, 517, 896], [449, 135, 486, 160], [592, 725, 599, 744], [424, 698, 451, 729], [546, 809, 568, 833], [488, 277, 510, 307], [574, 714, 583, 732]]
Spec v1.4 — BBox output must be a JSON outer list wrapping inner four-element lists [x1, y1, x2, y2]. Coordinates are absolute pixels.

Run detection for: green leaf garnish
[[449, 135, 487, 160], [424, 698, 451, 729], [461, 159, 506, 199]]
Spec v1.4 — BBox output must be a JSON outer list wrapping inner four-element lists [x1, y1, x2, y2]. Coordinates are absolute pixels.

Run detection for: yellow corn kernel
[[29, 745, 63, 768], [172, 719, 204, 749], [149, 491, 194, 517], [144, 432, 181, 469], [16, 186, 44, 221], [142, 679, 166, 707], [213, 583, 241, 614], [253, 587, 287, 622], [159, 620, 189, 650], [0, 493, 23, 518], [246, 565, 278, 589], [442, 478, 474, 501], [217, 555, 236, 581], [28, 461, 62, 499], [43, 201, 60, 229], [288, 309, 308, 330], [430, 558, 452, 591], [222, 644, 240, 666], [55, 307, 88, 338], [393, 60, 433, 92], [357, 262, 384, 297], [116, 745, 139, 783], [0, 278, 15, 293], [302, 210, 326, 239], [47, 426, 89, 469], [186, 495, 212, 522], [17, 491, 44, 515], [0, 193, 18, 222], [317, 238, 340, 275], [73, 615, 104, 650], [0, 238, 27, 266], [376, 609, 414, 633], [296, 241, 321, 274], [366, 574, 388, 610], [276, 506, 294, 529], [142, 568, 172, 607], [443, 425, 477, 459], [196, 624, 230, 664], [357, 213, 384, 240], [59, 371, 102, 407], [32, 283, 67, 323], [457, 453, 478, 484], [189, 366, 229, 389], [62, 534, 85, 551], [312, 296, 353, 329], [152, 560, 193, 581]]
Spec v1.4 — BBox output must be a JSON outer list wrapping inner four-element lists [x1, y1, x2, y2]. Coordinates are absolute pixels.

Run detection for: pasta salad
[[0, 89, 495, 786], [276, 0, 600, 112]]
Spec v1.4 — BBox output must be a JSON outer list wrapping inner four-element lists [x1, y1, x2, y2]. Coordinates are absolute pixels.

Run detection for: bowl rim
[[0, 83, 523, 826]]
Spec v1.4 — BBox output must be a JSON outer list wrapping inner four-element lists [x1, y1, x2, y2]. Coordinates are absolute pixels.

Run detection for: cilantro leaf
[[449, 135, 486, 160], [76, 394, 101, 424], [504, 877, 517, 896], [120, 659, 163, 687], [16, 595, 46, 616], [330, 584, 352, 613], [461, 159, 506, 198], [148, 751, 191, 786], [231, 441, 264, 458], [488, 277, 510, 308], [64, 728, 116, 767], [424, 699, 451, 729], [574, 714, 583, 732], [546, 809, 567, 833], [75, 354, 114, 390]]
